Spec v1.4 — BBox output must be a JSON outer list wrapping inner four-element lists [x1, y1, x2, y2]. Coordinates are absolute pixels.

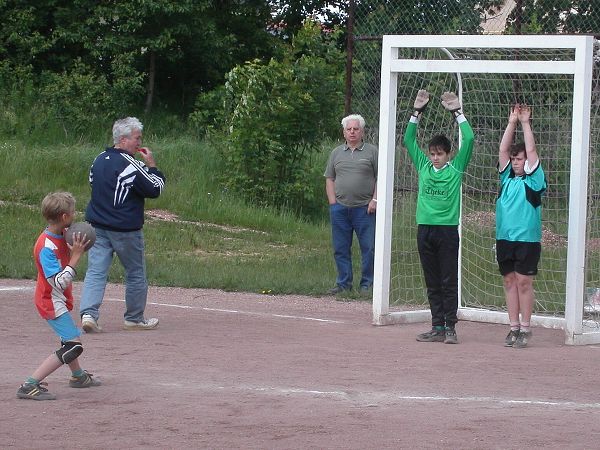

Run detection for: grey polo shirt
[[324, 142, 378, 207]]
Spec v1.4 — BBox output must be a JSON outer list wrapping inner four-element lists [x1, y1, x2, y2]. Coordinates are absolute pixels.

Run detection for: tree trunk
[[344, 0, 355, 115], [144, 51, 156, 114]]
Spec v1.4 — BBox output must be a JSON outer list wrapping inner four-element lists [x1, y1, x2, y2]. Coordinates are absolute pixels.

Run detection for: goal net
[[372, 35, 600, 345]]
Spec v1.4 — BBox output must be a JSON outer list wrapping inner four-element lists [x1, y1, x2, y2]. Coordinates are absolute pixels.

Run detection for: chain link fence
[[348, 0, 600, 135], [347, 1, 600, 327]]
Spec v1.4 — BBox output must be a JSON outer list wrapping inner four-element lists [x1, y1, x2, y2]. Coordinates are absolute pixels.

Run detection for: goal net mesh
[[387, 44, 600, 324]]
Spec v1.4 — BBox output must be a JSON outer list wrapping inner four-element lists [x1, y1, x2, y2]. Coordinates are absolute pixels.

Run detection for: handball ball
[[65, 222, 96, 251]]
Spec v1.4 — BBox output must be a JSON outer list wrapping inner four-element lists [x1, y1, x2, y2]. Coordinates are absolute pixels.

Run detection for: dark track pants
[[417, 224, 459, 328]]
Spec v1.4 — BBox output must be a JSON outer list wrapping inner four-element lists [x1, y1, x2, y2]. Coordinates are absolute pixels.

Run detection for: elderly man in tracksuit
[[79, 117, 166, 333]]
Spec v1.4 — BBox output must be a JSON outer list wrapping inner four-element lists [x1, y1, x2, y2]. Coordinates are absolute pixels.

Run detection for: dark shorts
[[496, 240, 541, 276]]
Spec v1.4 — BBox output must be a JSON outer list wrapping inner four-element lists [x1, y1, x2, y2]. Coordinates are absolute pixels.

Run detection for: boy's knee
[[55, 341, 83, 364], [503, 272, 516, 288]]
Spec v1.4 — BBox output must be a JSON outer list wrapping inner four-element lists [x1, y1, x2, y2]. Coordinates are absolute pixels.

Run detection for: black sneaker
[[16, 382, 56, 401], [416, 328, 445, 342], [327, 285, 348, 295], [514, 330, 532, 348], [69, 371, 102, 388], [444, 328, 458, 344], [504, 329, 520, 347]]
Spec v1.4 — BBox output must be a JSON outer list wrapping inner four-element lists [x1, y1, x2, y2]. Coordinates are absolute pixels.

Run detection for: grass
[[0, 134, 374, 297], [1, 128, 587, 311]]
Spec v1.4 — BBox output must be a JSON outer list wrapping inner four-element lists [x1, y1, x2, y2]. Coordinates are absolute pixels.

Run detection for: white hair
[[112, 117, 144, 145], [341, 114, 365, 129]]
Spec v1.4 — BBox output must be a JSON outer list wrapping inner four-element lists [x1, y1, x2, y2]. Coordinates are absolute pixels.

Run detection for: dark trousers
[[417, 224, 459, 328]]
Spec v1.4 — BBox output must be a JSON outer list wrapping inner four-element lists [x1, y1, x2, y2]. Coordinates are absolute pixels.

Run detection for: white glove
[[441, 92, 461, 112], [413, 89, 430, 112]]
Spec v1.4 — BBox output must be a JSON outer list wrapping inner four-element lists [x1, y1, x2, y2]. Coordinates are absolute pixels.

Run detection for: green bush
[[39, 62, 112, 136], [213, 21, 345, 218], [38, 57, 144, 137], [0, 62, 43, 137], [188, 85, 227, 138]]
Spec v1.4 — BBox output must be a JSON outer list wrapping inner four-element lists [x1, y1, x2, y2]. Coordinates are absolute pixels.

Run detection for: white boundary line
[[104, 298, 346, 324], [0, 285, 346, 324], [5, 283, 600, 410], [156, 381, 600, 411]]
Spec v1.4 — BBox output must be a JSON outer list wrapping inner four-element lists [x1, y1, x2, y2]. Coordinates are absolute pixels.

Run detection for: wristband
[[372, 198, 377, 202]]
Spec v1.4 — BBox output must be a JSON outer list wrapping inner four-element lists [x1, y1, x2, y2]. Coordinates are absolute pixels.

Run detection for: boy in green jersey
[[403, 90, 475, 344], [496, 104, 546, 349]]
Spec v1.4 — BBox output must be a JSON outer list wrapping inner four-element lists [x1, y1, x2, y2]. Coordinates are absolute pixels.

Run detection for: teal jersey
[[403, 116, 475, 225], [496, 161, 546, 242]]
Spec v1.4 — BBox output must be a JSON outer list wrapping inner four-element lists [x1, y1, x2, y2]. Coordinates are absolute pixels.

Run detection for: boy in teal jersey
[[403, 90, 475, 344], [496, 104, 546, 349]]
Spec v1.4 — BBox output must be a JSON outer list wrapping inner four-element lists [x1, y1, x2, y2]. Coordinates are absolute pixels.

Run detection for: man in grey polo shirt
[[324, 114, 378, 295]]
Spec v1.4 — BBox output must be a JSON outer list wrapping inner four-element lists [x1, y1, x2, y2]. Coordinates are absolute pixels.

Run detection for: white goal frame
[[373, 34, 595, 345]]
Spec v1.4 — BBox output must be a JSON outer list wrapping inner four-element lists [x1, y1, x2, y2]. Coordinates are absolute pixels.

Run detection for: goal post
[[372, 34, 597, 345]]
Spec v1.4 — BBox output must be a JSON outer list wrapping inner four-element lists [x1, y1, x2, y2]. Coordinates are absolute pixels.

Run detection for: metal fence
[[347, 0, 600, 135], [347, 1, 600, 329]]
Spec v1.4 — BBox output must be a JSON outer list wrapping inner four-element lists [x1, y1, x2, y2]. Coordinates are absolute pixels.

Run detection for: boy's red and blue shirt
[[33, 229, 75, 320]]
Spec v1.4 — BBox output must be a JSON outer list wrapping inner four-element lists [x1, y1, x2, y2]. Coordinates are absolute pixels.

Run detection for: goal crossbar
[[390, 60, 575, 75], [373, 34, 595, 345]]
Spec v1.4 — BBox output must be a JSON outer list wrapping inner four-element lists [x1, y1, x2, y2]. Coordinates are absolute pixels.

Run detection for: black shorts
[[496, 240, 541, 276]]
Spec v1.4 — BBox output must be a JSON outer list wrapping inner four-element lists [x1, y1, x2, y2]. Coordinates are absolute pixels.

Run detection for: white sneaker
[[81, 314, 102, 333], [123, 317, 159, 331]]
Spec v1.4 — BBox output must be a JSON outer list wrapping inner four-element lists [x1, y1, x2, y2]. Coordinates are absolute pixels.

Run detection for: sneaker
[[328, 285, 348, 295], [69, 371, 102, 388], [514, 330, 532, 348], [81, 314, 102, 333], [416, 328, 445, 342], [504, 329, 520, 347], [16, 382, 56, 401], [123, 317, 159, 330], [444, 328, 458, 344]]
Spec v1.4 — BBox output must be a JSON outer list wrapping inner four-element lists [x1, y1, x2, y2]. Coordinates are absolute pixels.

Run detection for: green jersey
[[403, 115, 475, 225]]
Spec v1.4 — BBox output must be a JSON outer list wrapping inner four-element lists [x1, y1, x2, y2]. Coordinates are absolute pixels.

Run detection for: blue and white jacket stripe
[[85, 147, 166, 232]]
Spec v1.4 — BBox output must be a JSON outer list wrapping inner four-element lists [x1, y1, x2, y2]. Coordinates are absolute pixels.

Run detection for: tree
[[269, 0, 347, 37], [0, 0, 278, 117], [505, 0, 600, 35], [216, 21, 345, 216]]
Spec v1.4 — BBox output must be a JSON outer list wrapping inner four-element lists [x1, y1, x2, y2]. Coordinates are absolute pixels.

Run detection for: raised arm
[[413, 89, 430, 117], [403, 90, 429, 167], [441, 92, 474, 169], [499, 105, 519, 169], [518, 105, 538, 169]]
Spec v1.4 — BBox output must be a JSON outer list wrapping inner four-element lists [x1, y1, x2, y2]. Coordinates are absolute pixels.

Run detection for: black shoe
[[359, 286, 372, 297], [17, 382, 56, 400], [69, 371, 102, 388], [514, 330, 532, 348], [416, 328, 445, 342], [444, 328, 458, 344], [328, 285, 347, 295], [504, 329, 520, 347]]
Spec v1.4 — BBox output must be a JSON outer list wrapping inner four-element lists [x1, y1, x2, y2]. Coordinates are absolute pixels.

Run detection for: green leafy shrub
[[188, 85, 227, 138], [0, 62, 42, 137], [216, 20, 345, 217], [38, 58, 144, 137]]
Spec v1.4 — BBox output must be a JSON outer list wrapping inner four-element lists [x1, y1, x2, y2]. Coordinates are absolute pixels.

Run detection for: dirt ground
[[2, 278, 600, 449]]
